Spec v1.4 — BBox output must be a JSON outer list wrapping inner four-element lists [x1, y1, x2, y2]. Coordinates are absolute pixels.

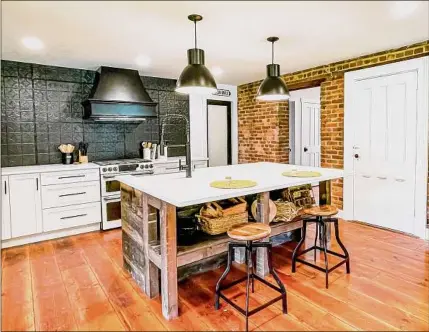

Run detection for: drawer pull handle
[[104, 197, 120, 202], [58, 175, 85, 179], [60, 213, 87, 220], [377, 176, 387, 180], [362, 175, 371, 178], [59, 192, 86, 197], [395, 178, 406, 182]]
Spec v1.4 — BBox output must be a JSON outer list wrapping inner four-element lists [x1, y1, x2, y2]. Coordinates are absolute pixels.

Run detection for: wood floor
[[2, 220, 428, 331]]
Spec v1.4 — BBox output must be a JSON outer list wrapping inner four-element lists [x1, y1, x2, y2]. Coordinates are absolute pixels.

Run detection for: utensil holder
[[62, 153, 74, 165], [79, 155, 88, 163], [143, 148, 151, 160]]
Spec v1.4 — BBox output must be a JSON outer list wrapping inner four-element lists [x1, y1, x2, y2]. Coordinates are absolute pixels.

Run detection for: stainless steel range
[[94, 159, 154, 230]]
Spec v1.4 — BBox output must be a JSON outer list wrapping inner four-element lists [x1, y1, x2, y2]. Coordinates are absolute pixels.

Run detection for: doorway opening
[[289, 87, 321, 167], [206, 100, 232, 167]]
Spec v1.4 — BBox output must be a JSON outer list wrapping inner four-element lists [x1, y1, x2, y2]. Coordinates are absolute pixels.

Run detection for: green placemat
[[210, 178, 257, 189], [282, 170, 322, 177]]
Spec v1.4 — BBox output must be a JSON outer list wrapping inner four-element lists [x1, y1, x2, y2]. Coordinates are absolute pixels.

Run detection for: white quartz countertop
[[2, 162, 100, 175], [118, 162, 345, 207]]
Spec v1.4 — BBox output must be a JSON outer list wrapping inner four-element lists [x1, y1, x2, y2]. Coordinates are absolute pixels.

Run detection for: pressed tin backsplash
[[1, 60, 189, 166]]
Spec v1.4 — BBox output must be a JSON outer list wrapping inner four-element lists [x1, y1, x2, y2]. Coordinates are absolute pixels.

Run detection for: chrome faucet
[[160, 114, 192, 178]]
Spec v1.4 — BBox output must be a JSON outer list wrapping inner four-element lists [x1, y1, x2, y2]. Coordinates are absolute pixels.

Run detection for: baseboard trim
[[1, 223, 101, 248], [336, 209, 345, 219]]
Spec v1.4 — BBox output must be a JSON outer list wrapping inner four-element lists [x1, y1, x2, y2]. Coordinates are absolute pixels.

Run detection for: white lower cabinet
[[2, 167, 101, 247], [43, 202, 101, 232], [9, 173, 43, 238], [2, 176, 11, 240]]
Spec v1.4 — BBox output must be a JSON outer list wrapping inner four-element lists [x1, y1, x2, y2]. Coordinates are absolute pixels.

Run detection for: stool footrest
[[219, 292, 284, 317], [294, 245, 349, 274], [252, 274, 282, 293], [218, 276, 248, 291]]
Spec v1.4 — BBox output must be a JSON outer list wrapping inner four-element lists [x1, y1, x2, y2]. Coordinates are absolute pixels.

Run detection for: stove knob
[[108, 167, 112, 172], [140, 165, 144, 169], [149, 164, 153, 168], [113, 167, 118, 171], [102, 167, 107, 172], [144, 164, 149, 169]]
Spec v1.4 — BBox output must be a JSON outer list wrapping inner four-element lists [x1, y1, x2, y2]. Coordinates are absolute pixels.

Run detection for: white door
[[291, 98, 321, 166], [2, 176, 11, 240], [208, 104, 229, 167], [351, 72, 418, 234], [9, 173, 43, 238], [300, 99, 321, 167]]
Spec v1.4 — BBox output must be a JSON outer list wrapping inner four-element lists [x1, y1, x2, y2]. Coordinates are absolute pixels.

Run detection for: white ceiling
[[2, 1, 428, 85]]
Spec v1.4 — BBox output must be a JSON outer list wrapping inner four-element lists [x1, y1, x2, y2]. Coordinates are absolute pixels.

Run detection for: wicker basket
[[197, 197, 248, 235], [273, 200, 299, 223], [197, 212, 248, 235], [282, 184, 315, 208]]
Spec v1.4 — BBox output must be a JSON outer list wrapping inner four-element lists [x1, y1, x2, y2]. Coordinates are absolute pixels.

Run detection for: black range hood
[[82, 66, 158, 121]]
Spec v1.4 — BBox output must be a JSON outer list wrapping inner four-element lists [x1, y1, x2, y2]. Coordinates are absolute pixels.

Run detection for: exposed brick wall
[[238, 40, 429, 211], [238, 83, 288, 163]]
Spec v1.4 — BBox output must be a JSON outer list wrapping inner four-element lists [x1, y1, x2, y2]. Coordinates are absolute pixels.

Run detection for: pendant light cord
[[271, 40, 274, 64], [194, 20, 197, 49]]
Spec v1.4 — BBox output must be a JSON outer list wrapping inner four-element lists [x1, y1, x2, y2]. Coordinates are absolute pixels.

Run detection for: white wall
[[189, 84, 238, 164]]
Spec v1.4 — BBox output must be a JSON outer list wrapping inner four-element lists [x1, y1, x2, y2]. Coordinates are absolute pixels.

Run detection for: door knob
[[303, 147, 308, 152], [354, 153, 359, 159]]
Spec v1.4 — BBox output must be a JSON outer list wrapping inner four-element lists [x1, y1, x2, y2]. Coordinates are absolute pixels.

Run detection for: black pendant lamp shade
[[256, 37, 290, 101], [176, 14, 217, 95]]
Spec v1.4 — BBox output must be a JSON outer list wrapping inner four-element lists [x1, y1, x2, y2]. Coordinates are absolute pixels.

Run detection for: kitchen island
[[118, 162, 344, 320]]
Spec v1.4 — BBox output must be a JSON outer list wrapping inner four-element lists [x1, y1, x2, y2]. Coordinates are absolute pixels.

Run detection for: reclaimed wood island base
[[119, 162, 344, 320]]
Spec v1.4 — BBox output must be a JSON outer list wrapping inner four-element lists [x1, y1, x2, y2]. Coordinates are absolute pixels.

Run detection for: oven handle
[[103, 196, 120, 202], [103, 175, 117, 179]]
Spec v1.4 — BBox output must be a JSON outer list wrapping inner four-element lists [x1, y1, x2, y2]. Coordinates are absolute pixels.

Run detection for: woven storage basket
[[282, 184, 315, 208], [197, 197, 248, 235], [273, 200, 299, 222], [197, 212, 248, 235]]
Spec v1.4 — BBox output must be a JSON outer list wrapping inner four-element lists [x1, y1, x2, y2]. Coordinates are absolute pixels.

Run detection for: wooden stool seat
[[227, 223, 271, 241], [303, 205, 338, 217]]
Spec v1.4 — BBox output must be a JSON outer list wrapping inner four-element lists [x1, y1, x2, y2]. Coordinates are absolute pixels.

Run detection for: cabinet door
[[9, 173, 43, 238], [2, 176, 11, 240]]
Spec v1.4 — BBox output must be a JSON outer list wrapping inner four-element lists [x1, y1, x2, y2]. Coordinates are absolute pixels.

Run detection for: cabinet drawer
[[41, 169, 99, 186], [43, 202, 101, 232], [42, 181, 100, 209]]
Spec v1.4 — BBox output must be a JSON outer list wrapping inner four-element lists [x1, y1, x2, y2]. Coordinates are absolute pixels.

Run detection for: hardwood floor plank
[[179, 277, 257, 331], [28, 241, 77, 331], [78, 238, 167, 331], [1, 245, 34, 332], [2, 221, 428, 332], [33, 283, 78, 331]]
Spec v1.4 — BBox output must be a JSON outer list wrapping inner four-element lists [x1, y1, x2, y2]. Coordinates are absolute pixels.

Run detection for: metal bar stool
[[215, 223, 287, 332], [291, 205, 350, 288]]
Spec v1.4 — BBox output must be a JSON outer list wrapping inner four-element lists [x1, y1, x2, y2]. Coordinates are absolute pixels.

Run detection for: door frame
[[206, 100, 232, 165], [344, 56, 429, 238]]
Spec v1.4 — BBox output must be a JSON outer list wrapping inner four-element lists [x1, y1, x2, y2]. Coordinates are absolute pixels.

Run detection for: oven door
[[101, 195, 122, 230], [101, 175, 122, 196]]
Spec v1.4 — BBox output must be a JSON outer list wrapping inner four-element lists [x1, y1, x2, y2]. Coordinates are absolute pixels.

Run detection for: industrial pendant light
[[256, 37, 290, 101], [176, 14, 217, 95]]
